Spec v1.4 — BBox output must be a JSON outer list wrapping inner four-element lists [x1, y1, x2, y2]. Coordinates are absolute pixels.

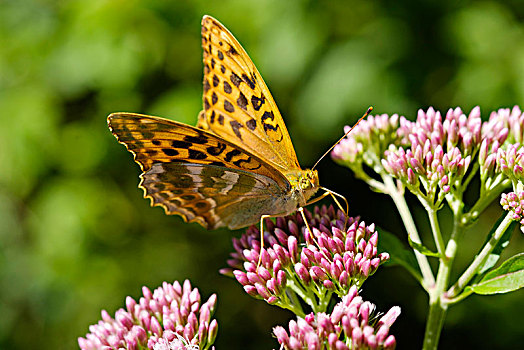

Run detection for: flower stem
[[383, 175, 435, 288], [422, 290, 447, 350], [447, 212, 514, 298], [422, 211, 462, 350], [427, 207, 446, 258]]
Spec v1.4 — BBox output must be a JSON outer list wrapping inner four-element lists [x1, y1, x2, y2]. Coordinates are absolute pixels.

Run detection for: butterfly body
[[108, 16, 321, 230]]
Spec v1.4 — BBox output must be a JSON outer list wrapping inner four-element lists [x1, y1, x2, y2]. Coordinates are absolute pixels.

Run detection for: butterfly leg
[[297, 206, 315, 244], [304, 188, 349, 230], [257, 213, 284, 267], [308, 187, 349, 219]]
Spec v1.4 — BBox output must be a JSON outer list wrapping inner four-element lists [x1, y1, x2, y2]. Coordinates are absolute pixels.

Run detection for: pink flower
[[274, 286, 400, 350], [78, 280, 217, 350]]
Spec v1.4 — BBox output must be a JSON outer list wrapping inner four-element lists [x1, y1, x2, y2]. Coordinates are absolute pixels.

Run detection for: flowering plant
[[332, 106, 524, 349], [79, 206, 400, 350], [80, 106, 523, 350], [221, 206, 398, 349]]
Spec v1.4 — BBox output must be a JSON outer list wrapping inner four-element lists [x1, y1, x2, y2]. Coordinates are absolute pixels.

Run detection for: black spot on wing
[[195, 201, 210, 210], [228, 46, 238, 56], [246, 118, 257, 130], [251, 95, 265, 111], [261, 111, 275, 123], [230, 121, 243, 139], [206, 142, 226, 156], [212, 74, 219, 87], [171, 140, 192, 149], [224, 100, 235, 113], [233, 158, 262, 169], [162, 148, 179, 157], [152, 140, 161, 146], [188, 149, 207, 160], [211, 92, 218, 105], [210, 58, 216, 69], [183, 135, 208, 144], [223, 81, 232, 94], [242, 73, 256, 90], [224, 149, 241, 162], [261, 111, 282, 140], [158, 192, 170, 199], [230, 73, 242, 87], [237, 92, 248, 110], [203, 79, 211, 93], [154, 182, 166, 191], [217, 50, 224, 60], [220, 64, 226, 74], [218, 114, 225, 125]]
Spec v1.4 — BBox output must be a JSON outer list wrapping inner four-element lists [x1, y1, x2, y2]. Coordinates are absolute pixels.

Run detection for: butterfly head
[[294, 169, 319, 204]]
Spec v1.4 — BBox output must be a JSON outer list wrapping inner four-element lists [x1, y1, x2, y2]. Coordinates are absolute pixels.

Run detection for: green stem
[[285, 289, 306, 317], [447, 212, 514, 298], [422, 289, 447, 350], [287, 276, 316, 313], [382, 175, 435, 288], [427, 207, 446, 257], [422, 208, 463, 350]]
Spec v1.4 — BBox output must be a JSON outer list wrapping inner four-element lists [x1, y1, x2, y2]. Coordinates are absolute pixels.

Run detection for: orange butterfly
[[108, 16, 363, 232]]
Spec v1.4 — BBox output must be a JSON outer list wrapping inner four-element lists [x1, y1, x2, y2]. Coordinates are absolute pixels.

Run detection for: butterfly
[[108, 15, 353, 232]]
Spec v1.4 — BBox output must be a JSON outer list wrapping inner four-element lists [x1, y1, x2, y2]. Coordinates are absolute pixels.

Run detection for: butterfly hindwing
[[140, 163, 295, 229], [199, 15, 301, 173]]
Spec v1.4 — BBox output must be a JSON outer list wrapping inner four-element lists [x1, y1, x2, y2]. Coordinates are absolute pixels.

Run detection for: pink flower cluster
[[332, 106, 524, 209], [382, 107, 482, 199], [221, 206, 389, 307], [500, 191, 524, 226], [274, 286, 400, 350], [497, 143, 524, 183], [78, 280, 217, 350]]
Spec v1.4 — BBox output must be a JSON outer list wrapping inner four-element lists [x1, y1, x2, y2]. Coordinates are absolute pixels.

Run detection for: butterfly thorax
[[286, 169, 319, 206]]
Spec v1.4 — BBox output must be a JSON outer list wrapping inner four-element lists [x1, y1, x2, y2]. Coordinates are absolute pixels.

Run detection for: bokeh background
[[1, 0, 524, 349]]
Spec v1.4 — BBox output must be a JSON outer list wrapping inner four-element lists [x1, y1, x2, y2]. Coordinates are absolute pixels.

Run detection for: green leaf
[[377, 228, 422, 282], [468, 253, 524, 295], [407, 234, 441, 258]]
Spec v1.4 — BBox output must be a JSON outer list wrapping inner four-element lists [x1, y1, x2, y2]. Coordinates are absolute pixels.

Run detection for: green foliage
[[468, 253, 524, 295], [377, 228, 422, 283], [1, 1, 523, 349]]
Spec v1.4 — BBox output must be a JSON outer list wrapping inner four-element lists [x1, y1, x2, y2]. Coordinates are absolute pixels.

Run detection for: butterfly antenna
[[311, 106, 373, 171]]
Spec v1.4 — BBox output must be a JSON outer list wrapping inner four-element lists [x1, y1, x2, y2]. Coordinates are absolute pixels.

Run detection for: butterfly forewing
[[108, 113, 286, 181], [199, 15, 301, 173]]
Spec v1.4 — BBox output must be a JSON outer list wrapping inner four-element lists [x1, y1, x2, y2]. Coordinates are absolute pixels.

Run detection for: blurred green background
[[1, 0, 523, 349]]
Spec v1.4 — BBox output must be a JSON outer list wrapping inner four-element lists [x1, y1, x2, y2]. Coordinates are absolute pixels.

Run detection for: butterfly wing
[[140, 163, 296, 229], [108, 113, 295, 229], [199, 15, 301, 174]]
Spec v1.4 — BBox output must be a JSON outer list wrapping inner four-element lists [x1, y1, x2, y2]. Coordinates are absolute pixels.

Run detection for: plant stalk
[[383, 175, 435, 288]]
